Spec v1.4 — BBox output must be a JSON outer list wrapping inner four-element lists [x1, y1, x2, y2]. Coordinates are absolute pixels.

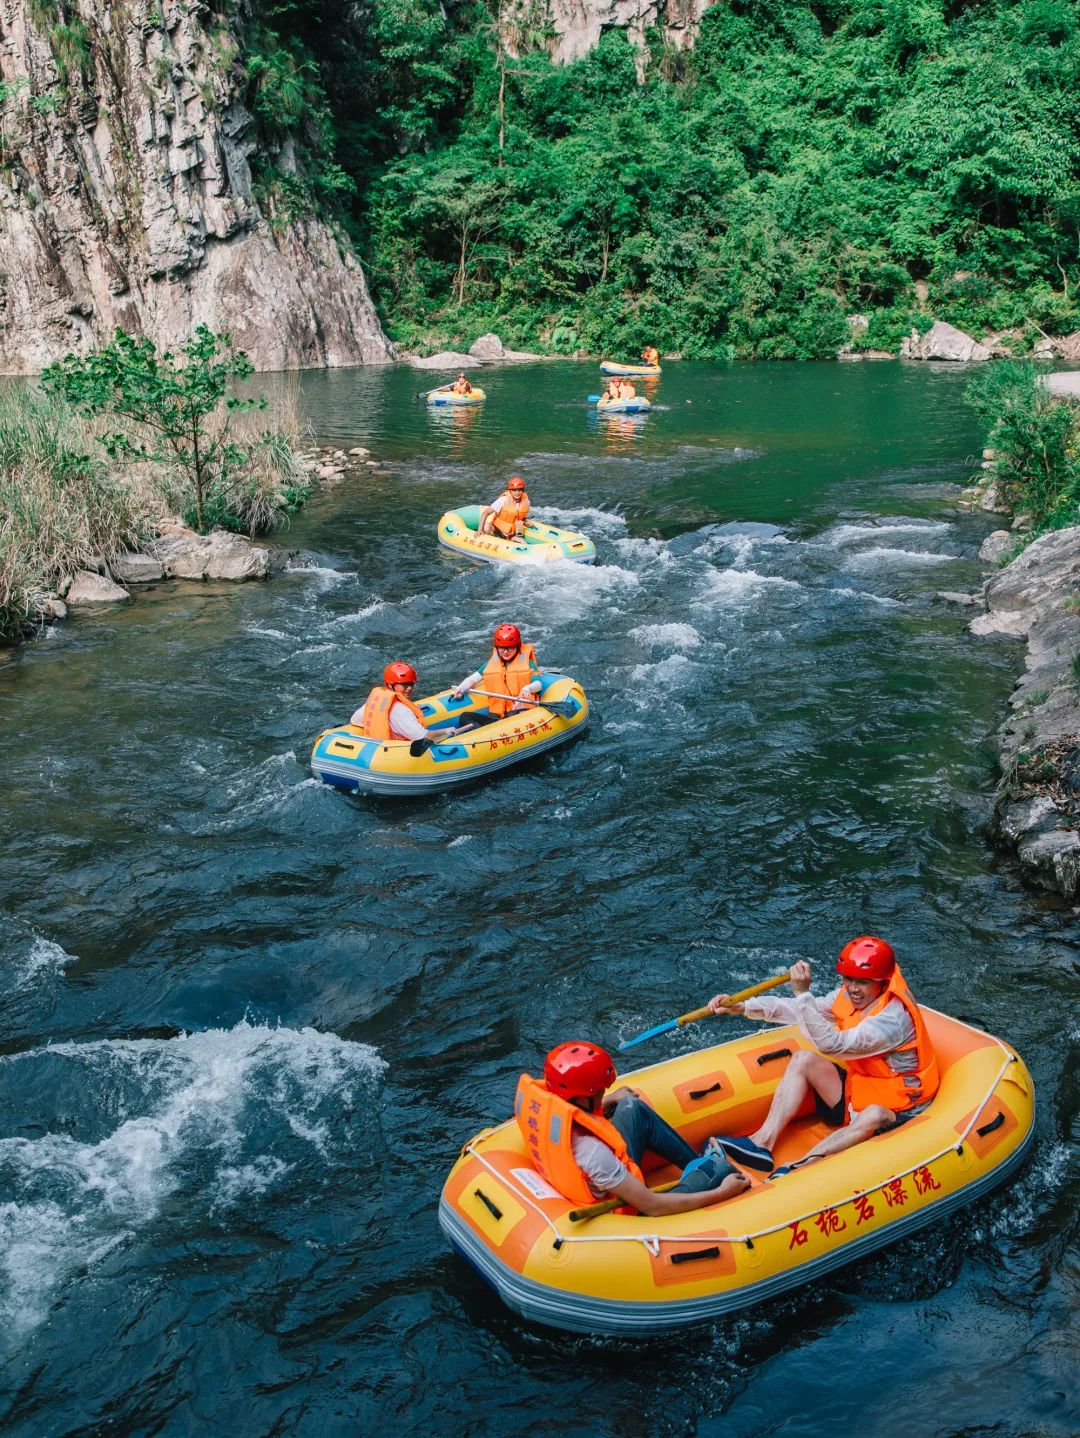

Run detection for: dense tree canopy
[[236, 0, 1080, 358]]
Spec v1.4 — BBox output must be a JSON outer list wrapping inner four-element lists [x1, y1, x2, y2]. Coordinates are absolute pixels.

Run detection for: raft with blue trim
[[439, 1009, 1034, 1335], [311, 674, 588, 796], [427, 386, 486, 406], [596, 395, 651, 413], [600, 361, 662, 377], [438, 506, 596, 565]]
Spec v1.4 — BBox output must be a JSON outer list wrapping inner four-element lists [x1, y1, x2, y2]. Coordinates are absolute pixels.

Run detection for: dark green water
[[0, 361, 1076, 1435]]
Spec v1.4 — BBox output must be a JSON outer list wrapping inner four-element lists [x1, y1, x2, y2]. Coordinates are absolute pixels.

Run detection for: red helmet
[[837, 936, 895, 981], [383, 660, 418, 687], [493, 623, 521, 649], [544, 1042, 616, 1100], [508, 476, 526, 492]]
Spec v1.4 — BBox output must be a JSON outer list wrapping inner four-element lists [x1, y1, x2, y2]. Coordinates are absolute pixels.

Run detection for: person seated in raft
[[617, 378, 637, 399], [350, 661, 459, 743], [706, 936, 940, 1180], [600, 379, 622, 405], [641, 345, 659, 366], [478, 475, 529, 538], [517, 1042, 751, 1216], [451, 623, 541, 720], [450, 372, 474, 395]]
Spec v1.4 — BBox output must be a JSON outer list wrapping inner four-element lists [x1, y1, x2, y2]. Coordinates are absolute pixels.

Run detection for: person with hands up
[[705, 937, 939, 1180]]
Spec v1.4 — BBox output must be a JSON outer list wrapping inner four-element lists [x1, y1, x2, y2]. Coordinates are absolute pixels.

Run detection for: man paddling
[[479, 475, 529, 538], [516, 1043, 750, 1216], [451, 623, 542, 718], [706, 937, 939, 1179]]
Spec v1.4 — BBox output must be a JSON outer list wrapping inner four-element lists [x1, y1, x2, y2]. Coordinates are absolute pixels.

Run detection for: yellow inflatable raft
[[311, 675, 588, 796], [596, 395, 651, 413], [439, 1010, 1034, 1334], [438, 506, 596, 565], [427, 385, 486, 406], [600, 361, 662, 376]]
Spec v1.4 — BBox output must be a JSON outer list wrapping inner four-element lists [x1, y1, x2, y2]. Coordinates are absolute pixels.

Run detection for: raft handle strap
[[474, 1188, 503, 1221], [689, 1081, 724, 1100], [757, 1048, 793, 1066], [976, 1111, 1005, 1138], [670, 1246, 721, 1265]]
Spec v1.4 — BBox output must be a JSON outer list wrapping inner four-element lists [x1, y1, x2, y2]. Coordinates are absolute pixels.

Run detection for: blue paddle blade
[[587, 394, 600, 402], [618, 1017, 678, 1051]]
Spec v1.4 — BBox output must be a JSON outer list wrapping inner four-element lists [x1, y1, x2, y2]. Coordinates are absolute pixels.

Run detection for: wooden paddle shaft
[[677, 970, 792, 1027], [569, 1180, 680, 1224]]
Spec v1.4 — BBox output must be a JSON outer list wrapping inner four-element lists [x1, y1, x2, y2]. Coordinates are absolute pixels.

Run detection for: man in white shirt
[[706, 936, 938, 1179]]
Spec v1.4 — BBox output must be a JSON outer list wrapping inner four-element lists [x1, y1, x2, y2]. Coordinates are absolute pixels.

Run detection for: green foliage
[[41, 327, 270, 534], [0, 386, 144, 642], [966, 363, 1080, 530]]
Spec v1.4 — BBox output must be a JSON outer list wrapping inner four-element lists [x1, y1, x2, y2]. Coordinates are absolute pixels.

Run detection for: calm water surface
[[0, 362, 1076, 1435]]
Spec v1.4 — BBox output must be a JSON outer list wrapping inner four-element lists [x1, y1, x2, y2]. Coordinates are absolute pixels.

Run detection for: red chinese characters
[[883, 1178, 908, 1208], [815, 1207, 847, 1237], [913, 1165, 941, 1196], [788, 1220, 808, 1249], [853, 1193, 875, 1225]]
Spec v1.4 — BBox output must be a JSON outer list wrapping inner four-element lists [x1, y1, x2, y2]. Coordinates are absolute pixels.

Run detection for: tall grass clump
[[0, 385, 145, 641], [966, 365, 1080, 532]]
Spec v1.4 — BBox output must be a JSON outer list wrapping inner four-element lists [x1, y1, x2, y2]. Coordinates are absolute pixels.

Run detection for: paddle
[[569, 1180, 681, 1224], [587, 394, 601, 403], [409, 724, 475, 757], [617, 972, 793, 1052], [465, 686, 580, 719]]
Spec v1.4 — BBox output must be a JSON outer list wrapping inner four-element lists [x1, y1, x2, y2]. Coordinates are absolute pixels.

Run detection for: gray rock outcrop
[[978, 530, 1014, 565], [110, 552, 165, 584], [0, 0, 394, 373], [514, 0, 712, 65], [1045, 372, 1080, 401], [409, 351, 481, 370], [901, 321, 991, 363], [970, 525, 1080, 900], [467, 332, 545, 362], [152, 529, 269, 581], [66, 570, 131, 604]]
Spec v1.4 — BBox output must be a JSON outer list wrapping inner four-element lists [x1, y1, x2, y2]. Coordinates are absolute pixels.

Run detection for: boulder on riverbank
[[66, 571, 131, 605], [901, 321, 991, 363], [152, 529, 270, 582], [409, 351, 481, 370], [467, 333, 545, 363], [110, 552, 165, 585], [970, 524, 1080, 900]]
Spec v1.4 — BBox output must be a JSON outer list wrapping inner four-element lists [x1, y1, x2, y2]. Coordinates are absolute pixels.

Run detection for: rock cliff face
[[508, 0, 712, 67], [0, 0, 394, 373]]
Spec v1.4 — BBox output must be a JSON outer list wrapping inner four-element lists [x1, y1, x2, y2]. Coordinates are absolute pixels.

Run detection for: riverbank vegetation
[[241, 0, 1080, 358], [1, 330, 310, 642], [966, 367, 1080, 533]]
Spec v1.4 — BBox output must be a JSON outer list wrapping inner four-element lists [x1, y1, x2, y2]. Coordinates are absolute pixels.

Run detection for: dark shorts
[[814, 1063, 848, 1127]]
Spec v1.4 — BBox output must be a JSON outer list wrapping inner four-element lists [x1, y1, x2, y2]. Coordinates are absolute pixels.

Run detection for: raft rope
[[462, 1024, 1020, 1255]]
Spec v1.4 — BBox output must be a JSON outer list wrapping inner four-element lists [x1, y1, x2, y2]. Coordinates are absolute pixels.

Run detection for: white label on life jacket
[[510, 1167, 563, 1202]]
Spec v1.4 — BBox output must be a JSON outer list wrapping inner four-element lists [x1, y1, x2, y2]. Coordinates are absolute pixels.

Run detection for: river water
[[0, 361, 1076, 1435]]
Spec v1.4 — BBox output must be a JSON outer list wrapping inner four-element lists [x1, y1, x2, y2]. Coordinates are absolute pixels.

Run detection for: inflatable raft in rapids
[[439, 1010, 1034, 1334], [311, 675, 588, 796], [438, 506, 596, 565]]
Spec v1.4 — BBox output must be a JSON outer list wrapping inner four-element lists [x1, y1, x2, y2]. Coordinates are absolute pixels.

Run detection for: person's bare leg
[[786, 1104, 894, 1168], [751, 1050, 844, 1152]]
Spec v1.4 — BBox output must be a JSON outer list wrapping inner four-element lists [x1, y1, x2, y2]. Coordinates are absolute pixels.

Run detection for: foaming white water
[[848, 546, 954, 567], [629, 622, 703, 650], [826, 519, 950, 546], [696, 567, 801, 605], [533, 506, 627, 535], [336, 597, 388, 625], [12, 938, 76, 991], [629, 653, 698, 693], [501, 559, 640, 614], [0, 1023, 384, 1336], [614, 535, 677, 569], [244, 625, 290, 642], [829, 587, 904, 608]]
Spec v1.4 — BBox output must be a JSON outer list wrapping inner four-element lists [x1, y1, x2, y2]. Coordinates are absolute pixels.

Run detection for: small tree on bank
[[41, 327, 267, 534]]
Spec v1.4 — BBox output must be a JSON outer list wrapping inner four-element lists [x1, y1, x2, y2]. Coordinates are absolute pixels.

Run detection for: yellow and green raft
[[439, 1009, 1034, 1335], [438, 506, 596, 565], [427, 385, 486, 406], [311, 675, 588, 796], [599, 361, 662, 376]]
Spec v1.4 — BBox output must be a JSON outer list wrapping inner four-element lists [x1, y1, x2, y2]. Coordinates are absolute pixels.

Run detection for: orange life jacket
[[360, 685, 428, 741], [492, 490, 530, 538], [642, 347, 658, 365], [481, 642, 538, 717], [833, 963, 940, 1115], [514, 1074, 645, 1205]]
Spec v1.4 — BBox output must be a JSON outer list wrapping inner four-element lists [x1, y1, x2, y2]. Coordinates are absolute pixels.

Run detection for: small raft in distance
[[600, 361, 662, 377], [596, 394, 651, 414], [440, 1009, 1034, 1335], [438, 505, 596, 565], [427, 385, 486, 406], [311, 675, 588, 796]]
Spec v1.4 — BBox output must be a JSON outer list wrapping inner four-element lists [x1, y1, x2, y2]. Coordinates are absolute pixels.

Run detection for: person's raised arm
[[609, 1168, 744, 1217]]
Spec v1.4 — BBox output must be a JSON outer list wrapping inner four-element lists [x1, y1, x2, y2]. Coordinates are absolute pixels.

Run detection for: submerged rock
[[66, 571, 131, 605], [152, 530, 269, 582]]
